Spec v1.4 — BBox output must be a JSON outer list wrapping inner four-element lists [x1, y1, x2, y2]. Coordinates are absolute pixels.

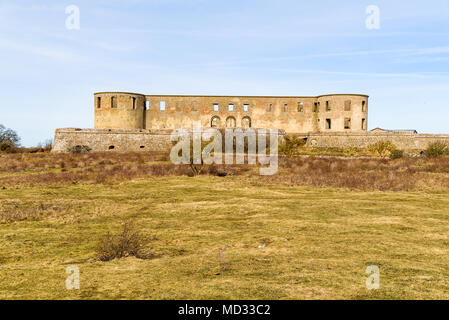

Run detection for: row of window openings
[[108, 145, 146, 150], [154, 101, 366, 113], [324, 118, 367, 130], [154, 102, 251, 112], [313, 101, 367, 113], [97, 97, 138, 109], [97, 98, 367, 113], [212, 103, 249, 112], [211, 116, 251, 128]]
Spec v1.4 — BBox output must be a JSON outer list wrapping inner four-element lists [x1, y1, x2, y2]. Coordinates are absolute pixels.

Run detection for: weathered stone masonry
[[52, 128, 449, 152], [93, 92, 369, 133], [52, 91, 449, 152]]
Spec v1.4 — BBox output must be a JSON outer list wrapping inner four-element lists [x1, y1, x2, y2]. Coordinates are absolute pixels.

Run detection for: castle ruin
[[52, 92, 449, 152]]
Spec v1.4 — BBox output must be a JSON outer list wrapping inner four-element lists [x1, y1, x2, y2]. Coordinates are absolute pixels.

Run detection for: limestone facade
[[94, 92, 369, 133]]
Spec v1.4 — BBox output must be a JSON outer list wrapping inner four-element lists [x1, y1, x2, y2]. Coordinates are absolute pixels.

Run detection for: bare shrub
[[67, 145, 92, 154], [96, 222, 151, 261], [0, 201, 68, 223], [2, 151, 449, 191], [390, 149, 404, 159], [0, 142, 18, 154], [279, 136, 306, 157]]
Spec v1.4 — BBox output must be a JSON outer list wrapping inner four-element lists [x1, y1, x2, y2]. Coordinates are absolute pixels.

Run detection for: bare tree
[[0, 124, 21, 146]]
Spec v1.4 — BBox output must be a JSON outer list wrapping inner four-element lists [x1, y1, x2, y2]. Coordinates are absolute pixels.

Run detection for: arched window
[[211, 116, 221, 128], [242, 116, 251, 128], [226, 116, 236, 128]]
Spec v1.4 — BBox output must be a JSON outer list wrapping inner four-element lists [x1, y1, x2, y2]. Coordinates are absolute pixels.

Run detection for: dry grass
[[267, 156, 449, 191], [1, 151, 449, 299], [1, 152, 449, 191], [1, 176, 449, 299]]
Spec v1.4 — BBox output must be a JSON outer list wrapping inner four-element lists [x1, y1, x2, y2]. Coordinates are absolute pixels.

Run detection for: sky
[[0, 0, 448, 147]]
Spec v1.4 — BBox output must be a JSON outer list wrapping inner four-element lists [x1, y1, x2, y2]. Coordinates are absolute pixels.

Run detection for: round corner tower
[[315, 94, 368, 132], [94, 92, 146, 130]]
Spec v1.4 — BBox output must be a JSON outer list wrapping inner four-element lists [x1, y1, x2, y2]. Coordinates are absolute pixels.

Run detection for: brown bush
[[96, 222, 151, 261], [2, 152, 449, 191]]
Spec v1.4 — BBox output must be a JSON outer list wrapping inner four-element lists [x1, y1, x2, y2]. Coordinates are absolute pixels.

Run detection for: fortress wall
[[144, 95, 319, 133], [53, 129, 173, 152], [52, 128, 285, 153], [144, 94, 368, 134], [54, 129, 449, 153], [305, 132, 449, 150]]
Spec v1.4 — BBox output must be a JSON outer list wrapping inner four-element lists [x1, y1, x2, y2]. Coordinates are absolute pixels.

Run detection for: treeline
[[0, 124, 52, 153]]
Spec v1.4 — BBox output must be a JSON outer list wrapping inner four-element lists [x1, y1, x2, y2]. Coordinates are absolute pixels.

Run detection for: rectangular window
[[313, 102, 319, 112], [111, 96, 117, 108], [176, 102, 182, 112], [97, 97, 101, 109], [228, 104, 234, 112], [326, 118, 331, 129], [145, 100, 150, 110], [344, 100, 351, 111], [283, 104, 288, 112], [243, 104, 249, 112], [362, 101, 367, 112], [362, 118, 366, 130], [160, 101, 166, 111], [213, 103, 219, 112], [344, 117, 351, 129], [297, 102, 304, 112], [132, 97, 136, 110], [267, 103, 273, 112], [326, 101, 331, 112]]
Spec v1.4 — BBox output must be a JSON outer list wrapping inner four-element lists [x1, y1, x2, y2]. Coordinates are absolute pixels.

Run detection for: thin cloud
[[0, 37, 86, 61]]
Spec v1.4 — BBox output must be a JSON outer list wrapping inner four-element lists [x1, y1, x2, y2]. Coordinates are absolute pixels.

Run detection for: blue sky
[[1, 0, 449, 146]]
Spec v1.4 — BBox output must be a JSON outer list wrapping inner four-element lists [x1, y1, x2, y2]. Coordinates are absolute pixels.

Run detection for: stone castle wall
[[53, 128, 449, 153], [53, 129, 173, 153], [304, 132, 449, 150], [93, 92, 369, 134]]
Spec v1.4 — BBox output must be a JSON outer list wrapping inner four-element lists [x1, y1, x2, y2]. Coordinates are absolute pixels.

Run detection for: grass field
[[1, 153, 449, 299]]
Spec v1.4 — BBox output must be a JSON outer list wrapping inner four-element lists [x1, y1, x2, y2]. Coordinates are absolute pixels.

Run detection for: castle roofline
[[94, 92, 369, 98]]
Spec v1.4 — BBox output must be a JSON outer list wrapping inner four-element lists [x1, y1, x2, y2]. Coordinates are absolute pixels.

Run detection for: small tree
[[368, 141, 397, 158], [0, 124, 20, 146], [424, 142, 449, 158]]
